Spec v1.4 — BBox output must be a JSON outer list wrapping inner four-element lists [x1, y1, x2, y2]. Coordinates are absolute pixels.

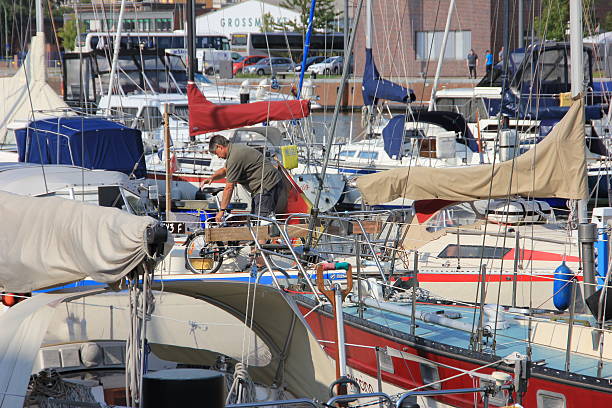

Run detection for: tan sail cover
[[0, 191, 161, 292], [0, 33, 71, 144], [356, 98, 588, 204]]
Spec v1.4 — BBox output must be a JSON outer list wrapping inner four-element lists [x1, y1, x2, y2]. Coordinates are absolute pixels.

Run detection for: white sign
[[196, 0, 299, 35]]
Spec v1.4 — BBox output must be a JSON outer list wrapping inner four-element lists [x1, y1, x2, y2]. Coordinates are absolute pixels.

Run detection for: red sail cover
[[188, 83, 310, 136]]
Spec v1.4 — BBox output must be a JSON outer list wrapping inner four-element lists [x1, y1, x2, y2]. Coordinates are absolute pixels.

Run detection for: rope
[[225, 362, 257, 405]]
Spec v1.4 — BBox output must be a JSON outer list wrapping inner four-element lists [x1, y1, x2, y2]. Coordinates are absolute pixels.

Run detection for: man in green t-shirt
[[201, 134, 284, 223]]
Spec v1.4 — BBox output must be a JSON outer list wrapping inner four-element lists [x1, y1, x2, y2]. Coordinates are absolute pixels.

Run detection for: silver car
[[245, 57, 295, 75]]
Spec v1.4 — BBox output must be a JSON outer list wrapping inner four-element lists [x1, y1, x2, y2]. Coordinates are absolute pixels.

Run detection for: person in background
[[485, 50, 494, 75], [466, 49, 479, 79], [498, 46, 505, 64]]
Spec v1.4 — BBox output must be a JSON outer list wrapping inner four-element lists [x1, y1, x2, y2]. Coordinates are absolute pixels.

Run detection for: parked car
[[232, 55, 267, 75], [294, 56, 325, 72], [306, 56, 343, 75], [245, 57, 295, 75]]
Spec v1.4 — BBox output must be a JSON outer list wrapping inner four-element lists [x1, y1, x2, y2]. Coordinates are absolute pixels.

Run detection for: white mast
[[105, 0, 127, 115], [570, 1, 588, 224], [428, 0, 455, 111], [35, 0, 43, 33]]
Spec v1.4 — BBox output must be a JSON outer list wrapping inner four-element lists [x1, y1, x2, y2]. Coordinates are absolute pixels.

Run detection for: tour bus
[[77, 31, 230, 53], [230, 32, 344, 57]]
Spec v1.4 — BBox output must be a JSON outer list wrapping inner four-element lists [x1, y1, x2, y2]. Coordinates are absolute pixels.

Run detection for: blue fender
[[553, 262, 574, 311]]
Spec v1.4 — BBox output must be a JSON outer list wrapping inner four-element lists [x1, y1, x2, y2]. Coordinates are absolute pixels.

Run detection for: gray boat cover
[[0, 283, 336, 408], [0, 191, 160, 292], [356, 97, 588, 204]]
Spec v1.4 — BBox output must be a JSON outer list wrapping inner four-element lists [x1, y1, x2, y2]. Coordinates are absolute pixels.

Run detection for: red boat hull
[[297, 298, 612, 407]]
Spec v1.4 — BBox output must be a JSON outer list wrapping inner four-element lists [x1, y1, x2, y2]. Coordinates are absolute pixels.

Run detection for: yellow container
[[559, 92, 572, 107], [190, 258, 214, 271], [280, 145, 299, 170]]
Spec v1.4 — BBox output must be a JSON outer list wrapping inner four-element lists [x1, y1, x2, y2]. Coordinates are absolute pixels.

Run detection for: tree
[[276, 0, 341, 35], [534, 0, 595, 41], [58, 18, 84, 51], [260, 12, 277, 33]]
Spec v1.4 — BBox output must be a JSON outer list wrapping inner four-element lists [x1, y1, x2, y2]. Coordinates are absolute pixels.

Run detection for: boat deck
[[342, 299, 612, 379]]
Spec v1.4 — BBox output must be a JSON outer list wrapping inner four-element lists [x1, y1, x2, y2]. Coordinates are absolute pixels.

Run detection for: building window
[[415, 30, 471, 60]]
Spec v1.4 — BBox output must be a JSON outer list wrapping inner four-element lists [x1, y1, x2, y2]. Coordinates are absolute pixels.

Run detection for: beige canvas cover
[[0, 33, 71, 145], [0, 191, 162, 292], [356, 98, 588, 204]]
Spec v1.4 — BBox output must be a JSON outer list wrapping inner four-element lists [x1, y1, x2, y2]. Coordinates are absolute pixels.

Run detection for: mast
[[518, 0, 524, 49], [105, 0, 127, 115], [428, 0, 455, 112], [305, 0, 365, 249], [186, 0, 196, 83], [35, 0, 43, 33], [297, 0, 317, 99], [570, 0, 596, 301], [187, 0, 196, 142]]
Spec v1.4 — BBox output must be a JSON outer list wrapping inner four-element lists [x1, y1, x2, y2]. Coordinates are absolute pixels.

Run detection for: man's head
[[469, 49, 474, 54], [209, 134, 230, 158]]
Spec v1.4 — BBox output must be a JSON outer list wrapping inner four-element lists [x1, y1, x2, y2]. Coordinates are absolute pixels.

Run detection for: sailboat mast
[[35, 0, 43, 33], [428, 0, 455, 111], [105, 0, 127, 115], [186, 0, 196, 82]]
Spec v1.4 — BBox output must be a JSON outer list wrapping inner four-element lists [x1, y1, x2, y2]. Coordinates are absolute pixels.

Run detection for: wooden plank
[[350, 220, 383, 234], [203, 224, 312, 241]]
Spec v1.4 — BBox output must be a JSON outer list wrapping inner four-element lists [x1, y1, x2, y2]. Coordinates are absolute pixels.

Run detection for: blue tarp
[[362, 48, 415, 106], [16, 117, 146, 178], [501, 90, 604, 121]]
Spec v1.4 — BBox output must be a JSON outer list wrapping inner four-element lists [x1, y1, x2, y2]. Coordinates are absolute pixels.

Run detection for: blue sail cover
[[501, 90, 603, 121], [362, 48, 415, 106], [382, 115, 405, 159], [16, 117, 146, 178]]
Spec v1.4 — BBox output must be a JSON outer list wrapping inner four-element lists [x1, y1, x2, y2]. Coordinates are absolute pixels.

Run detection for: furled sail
[[362, 48, 416, 106], [356, 97, 588, 204], [0, 191, 172, 292], [188, 83, 310, 137], [0, 34, 71, 144]]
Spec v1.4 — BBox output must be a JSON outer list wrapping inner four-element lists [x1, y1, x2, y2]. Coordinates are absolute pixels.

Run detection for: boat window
[[536, 390, 566, 408], [140, 107, 163, 132], [357, 151, 378, 160], [439, 244, 511, 259], [338, 150, 356, 158], [434, 97, 487, 123], [419, 363, 441, 389], [123, 190, 148, 216], [424, 203, 479, 231]]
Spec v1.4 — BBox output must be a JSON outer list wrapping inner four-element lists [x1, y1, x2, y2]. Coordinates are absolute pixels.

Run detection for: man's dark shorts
[[251, 181, 283, 218]]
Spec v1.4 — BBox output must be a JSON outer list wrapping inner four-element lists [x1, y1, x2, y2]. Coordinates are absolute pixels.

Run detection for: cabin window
[[357, 151, 378, 160], [536, 390, 566, 408], [338, 151, 356, 158], [438, 244, 511, 259], [419, 363, 441, 389]]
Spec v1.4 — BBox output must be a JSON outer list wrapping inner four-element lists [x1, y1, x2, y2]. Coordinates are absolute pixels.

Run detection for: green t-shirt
[[225, 143, 281, 194]]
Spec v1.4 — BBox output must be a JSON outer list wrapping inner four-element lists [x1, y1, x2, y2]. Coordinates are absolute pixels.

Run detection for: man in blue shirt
[[485, 50, 493, 75]]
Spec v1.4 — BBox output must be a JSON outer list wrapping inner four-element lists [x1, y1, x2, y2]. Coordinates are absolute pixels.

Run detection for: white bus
[[230, 32, 344, 56], [77, 31, 231, 53]]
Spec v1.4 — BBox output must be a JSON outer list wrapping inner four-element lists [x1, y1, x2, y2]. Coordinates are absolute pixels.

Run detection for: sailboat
[[296, 97, 612, 407]]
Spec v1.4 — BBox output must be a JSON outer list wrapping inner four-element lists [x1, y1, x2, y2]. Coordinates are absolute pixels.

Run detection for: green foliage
[[276, 0, 341, 34], [603, 12, 612, 32], [58, 18, 84, 51], [261, 12, 277, 33], [534, 0, 596, 41]]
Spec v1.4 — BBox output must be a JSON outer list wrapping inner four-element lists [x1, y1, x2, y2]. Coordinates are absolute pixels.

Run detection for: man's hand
[[214, 210, 224, 224], [200, 177, 213, 189]]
